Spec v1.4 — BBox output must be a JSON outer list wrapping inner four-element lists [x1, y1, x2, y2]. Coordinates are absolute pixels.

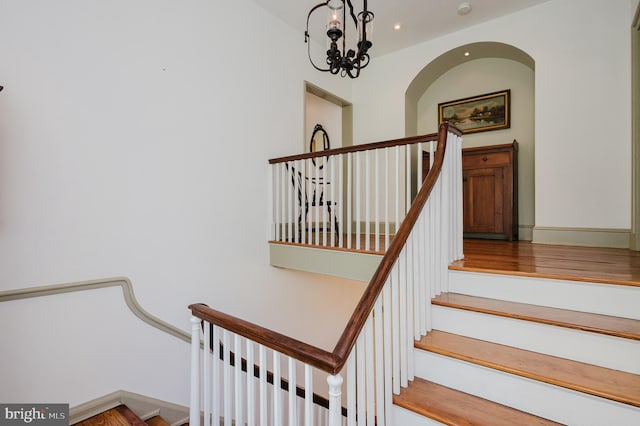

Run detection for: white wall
[[0, 0, 365, 405], [305, 92, 343, 151], [353, 0, 632, 236], [417, 58, 535, 238]]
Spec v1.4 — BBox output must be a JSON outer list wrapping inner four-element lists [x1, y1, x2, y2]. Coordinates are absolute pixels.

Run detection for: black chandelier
[[305, 0, 374, 78]]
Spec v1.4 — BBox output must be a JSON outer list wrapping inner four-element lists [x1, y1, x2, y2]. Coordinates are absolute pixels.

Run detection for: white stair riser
[[392, 406, 445, 426], [414, 350, 640, 426], [432, 306, 640, 374], [449, 270, 640, 319]]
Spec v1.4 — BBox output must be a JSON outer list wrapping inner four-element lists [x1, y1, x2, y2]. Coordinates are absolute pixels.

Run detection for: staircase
[[191, 125, 639, 425], [393, 264, 640, 425]]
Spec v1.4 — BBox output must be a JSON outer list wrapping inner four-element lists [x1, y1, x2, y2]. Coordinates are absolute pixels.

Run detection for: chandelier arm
[[305, 1, 331, 43], [345, 0, 359, 27], [307, 36, 331, 73], [306, 1, 333, 72]]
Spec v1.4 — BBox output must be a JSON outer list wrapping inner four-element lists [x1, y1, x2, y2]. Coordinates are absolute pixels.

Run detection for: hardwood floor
[[453, 239, 640, 287]]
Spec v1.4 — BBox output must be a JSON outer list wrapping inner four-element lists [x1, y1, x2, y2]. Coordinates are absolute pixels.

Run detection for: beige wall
[[416, 58, 535, 239]]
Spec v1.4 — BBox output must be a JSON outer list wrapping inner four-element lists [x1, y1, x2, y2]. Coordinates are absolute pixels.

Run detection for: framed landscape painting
[[438, 89, 510, 134]]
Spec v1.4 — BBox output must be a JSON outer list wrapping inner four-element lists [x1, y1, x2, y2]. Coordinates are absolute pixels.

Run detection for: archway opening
[[405, 42, 535, 240]]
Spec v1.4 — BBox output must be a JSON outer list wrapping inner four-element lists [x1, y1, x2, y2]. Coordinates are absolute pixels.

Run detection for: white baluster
[[375, 148, 380, 252], [391, 262, 400, 395], [288, 357, 297, 426], [273, 351, 282, 425], [274, 164, 281, 242], [293, 160, 299, 244], [394, 146, 400, 234], [365, 150, 371, 251], [374, 298, 385, 425], [415, 220, 424, 339], [301, 159, 307, 245], [327, 374, 343, 426], [365, 317, 375, 426], [330, 155, 336, 247], [246, 341, 255, 426], [204, 322, 212, 426], [382, 282, 393, 425], [406, 144, 411, 215], [322, 156, 328, 247], [213, 325, 221, 426], [417, 142, 423, 189], [356, 333, 366, 425], [282, 162, 287, 242], [355, 151, 361, 250], [223, 330, 232, 426], [305, 364, 314, 426], [399, 249, 408, 388], [346, 351, 356, 426], [235, 334, 243, 426], [384, 147, 390, 251], [346, 152, 352, 249], [315, 158, 321, 246], [189, 316, 201, 426], [259, 345, 268, 425], [338, 153, 344, 248], [288, 162, 294, 243], [269, 164, 275, 241]]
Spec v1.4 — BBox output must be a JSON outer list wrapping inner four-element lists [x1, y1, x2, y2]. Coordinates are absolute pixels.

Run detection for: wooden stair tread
[[417, 331, 640, 407], [433, 293, 640, 340], [145, 416, 171, 426], [394, 377, 562, 426], [75, 405, 146, 426]]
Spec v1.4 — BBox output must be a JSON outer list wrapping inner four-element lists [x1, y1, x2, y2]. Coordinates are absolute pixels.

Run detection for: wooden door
[[463, 167, 505, 234]]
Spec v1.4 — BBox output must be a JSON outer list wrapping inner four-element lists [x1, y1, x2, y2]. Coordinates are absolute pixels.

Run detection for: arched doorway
[[405, 42, 535, 240]]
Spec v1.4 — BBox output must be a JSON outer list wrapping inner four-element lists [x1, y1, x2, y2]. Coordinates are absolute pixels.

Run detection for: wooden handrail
[[190, 123, 457, 375], [268, 127, 461, 164]]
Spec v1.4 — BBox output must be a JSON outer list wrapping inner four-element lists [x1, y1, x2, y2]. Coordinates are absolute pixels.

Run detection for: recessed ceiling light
[[464, 51, 470, 57], [458, 2, 472, 16], [394, 23, 401, 30]]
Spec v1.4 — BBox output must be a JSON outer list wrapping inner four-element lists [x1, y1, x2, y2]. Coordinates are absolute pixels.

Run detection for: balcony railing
[[268, 131, 442, 252]]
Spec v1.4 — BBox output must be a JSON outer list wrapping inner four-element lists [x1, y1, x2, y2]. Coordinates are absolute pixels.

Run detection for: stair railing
[[268, 128, 441, 252], [189, 123, 463, 426]]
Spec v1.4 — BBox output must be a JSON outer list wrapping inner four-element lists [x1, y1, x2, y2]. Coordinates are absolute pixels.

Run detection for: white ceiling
[[251, 0, 551, 57]]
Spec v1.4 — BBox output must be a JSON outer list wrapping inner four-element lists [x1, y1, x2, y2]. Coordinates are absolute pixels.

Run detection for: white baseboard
[[532, 226, 631, 248], [518, 225, 533, 241]]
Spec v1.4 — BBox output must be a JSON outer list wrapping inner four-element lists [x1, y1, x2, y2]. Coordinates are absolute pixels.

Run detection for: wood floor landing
[[452, 240, 640, 287]]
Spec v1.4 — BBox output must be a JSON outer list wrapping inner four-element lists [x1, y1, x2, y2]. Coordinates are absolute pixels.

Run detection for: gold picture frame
[[438, 89, 510, 134]]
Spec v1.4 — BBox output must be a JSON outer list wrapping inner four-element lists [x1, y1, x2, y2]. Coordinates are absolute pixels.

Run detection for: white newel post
[[327, 374, 343, 426], [190, 316, 202, 426]]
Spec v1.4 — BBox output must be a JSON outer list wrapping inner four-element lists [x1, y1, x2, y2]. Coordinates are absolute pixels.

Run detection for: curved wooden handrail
[[191, 123, 458, 375]]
